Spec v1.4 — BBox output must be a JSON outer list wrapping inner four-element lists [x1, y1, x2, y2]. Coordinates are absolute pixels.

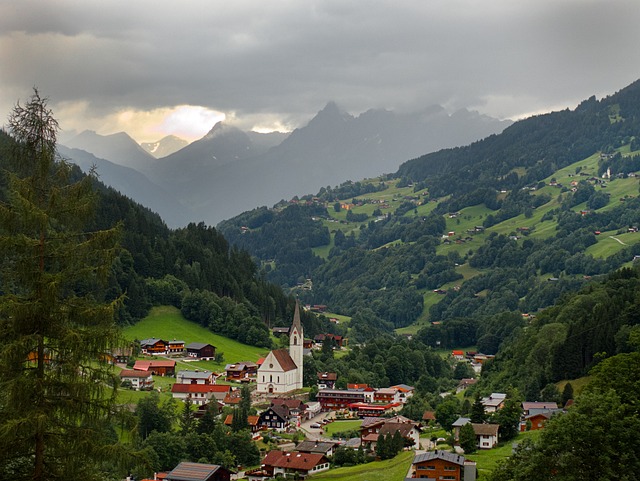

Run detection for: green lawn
[[323, 419, 363, 436], [123, 306, 269, 369], [313, 451, 413, 481], [465, 430, 540, 477]]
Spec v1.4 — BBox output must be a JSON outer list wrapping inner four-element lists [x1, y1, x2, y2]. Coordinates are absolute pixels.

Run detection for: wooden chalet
[[186, 342, 216, 360], [223, 414, 261, 434], [258, 405, 291, 431], [251, 451, 330, 479], [167, 339, 185, 354], [225, 362, 258, 382], [139, 338, 168, 355], [317, 371, 337, 389]]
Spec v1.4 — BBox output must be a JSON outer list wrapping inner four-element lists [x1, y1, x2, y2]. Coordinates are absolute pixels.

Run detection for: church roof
[[272, 349, 298, 372], [291, 299, 303, 334]]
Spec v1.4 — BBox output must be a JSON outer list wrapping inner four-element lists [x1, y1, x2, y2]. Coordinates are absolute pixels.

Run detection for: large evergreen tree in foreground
[[0, 90, 124, 481]]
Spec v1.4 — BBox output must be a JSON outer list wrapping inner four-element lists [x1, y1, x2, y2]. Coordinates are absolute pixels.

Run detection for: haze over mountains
[[61, 102, 511, 227]]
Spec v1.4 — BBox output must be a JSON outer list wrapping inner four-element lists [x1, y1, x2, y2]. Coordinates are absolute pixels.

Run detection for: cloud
[[2, 0, 640, 139]]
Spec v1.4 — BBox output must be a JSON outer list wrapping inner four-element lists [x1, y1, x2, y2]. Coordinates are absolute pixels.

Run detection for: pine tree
[[0, 90, 123, 481], [459, 422, 477, 454], [470, 393, 487, 423]]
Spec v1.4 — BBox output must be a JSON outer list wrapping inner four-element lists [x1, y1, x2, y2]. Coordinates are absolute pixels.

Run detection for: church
[[257, 301, 304, 394]]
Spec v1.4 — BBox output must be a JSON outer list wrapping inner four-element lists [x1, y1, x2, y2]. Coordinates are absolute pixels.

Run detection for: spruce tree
[[470, 393, 487, 423], [0, 90, 123, 481]]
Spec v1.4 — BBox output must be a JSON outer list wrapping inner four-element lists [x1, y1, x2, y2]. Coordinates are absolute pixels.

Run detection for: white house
[[119, 369, 153, 391]]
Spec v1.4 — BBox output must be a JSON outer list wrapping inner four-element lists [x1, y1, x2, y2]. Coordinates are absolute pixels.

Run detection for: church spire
[[291, 298, 302, 334]]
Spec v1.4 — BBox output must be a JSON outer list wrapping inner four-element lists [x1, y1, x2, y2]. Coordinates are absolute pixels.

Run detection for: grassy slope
[[313, 451, 413, 481], [466, 430, 541, 477], [123, 306, 269, 370]]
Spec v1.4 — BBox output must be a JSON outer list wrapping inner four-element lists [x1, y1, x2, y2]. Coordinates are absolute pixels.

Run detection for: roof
[[472, 423, 500, 436], [166, 462, 227, 481], [171, 384, 231, 394], [375, 388, 399, 395], [452, 417, 471, 427], [378, 422, 417, 438], [422, 411, 436, 421], [291, 299, 303, 335], [186, 342, 215, 350], [271, 349, 298, 372], [266, 404, 291, 420], [262, 451, 328, 471], [140, 338, 166, 346], [224, 414, 259, 426], [391, 384, 415, 392], [317, 372, 338, 381], [225, 362, 257, 372], [134, 360, 176, 370], [361, 417, 384, 428], [168, 340, 185, 345], [522, 402, 559, 410], [413, 450, 468, 466], [120, 369, 152, 378], [270, 398, 306, 410], [295, 440, 336, 454], [177, 370, 214, 380]]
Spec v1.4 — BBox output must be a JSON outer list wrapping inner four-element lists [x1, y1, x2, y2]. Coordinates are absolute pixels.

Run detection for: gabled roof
[[295, 440, 337, 454], [262, 451, 328, 471], [120, 369, 152, 378], [271, 398, 306, 410], [177, 370, 214, 380], [522, 401, 559, 411], [134, 360, 176, 370], [378, 422, 417, 438], [472, 423, 500, 436], [186, 342, 215, 350], [224, 414, 259, 426], [317, 372, 338, 381], [452, 417, 471, 427], [140, 338, 167, 346], [422, 410, 436, 421], [413, 450, 468, 466], [171, 384, 231, 394], [361, 417, 384, 428], [391, 384, 415, 392], [271, 349, 298, 372], [166, 462, 228, 481]]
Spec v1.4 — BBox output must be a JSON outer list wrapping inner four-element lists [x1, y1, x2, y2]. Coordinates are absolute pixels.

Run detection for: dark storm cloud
[[2, 0, 640, 135]]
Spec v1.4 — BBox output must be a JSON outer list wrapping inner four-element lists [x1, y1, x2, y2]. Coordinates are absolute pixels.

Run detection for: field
[[123, 306, 269, 369], [323, 419, 363, 436], [313, 451, 413, 481]]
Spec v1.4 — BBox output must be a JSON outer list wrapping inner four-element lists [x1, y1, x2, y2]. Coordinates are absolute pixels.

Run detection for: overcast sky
[[2, 0, 640, 143]]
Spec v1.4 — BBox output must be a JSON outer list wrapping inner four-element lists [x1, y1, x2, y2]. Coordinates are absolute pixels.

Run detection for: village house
[[167, 339, 185, 354], [165, 462, 231, 481], [481, 393, 507, 413], [410, 450, 476, 481], [520, 411, 555, 432], [139, 338, 169, 355], [521, 401, 559, 417], [359, 415, 420, 450], [373, 387, 401, 404], [119, 369, 154, 391], [295, 440, 338, 457], [258, 405, 291, 431], [133, 359, 176, 377], [472, 423, 500, 449], [225, 362, 259, 382], [247, 451, 330, 480], [317, 371, 337, 389], [170, 384, 232, 406], [270, 398, 308, 424], [391, 384, 415, 402], [185, 342, 216, 360], [176, 369, 217, 385], [456, 378, 478, 393]]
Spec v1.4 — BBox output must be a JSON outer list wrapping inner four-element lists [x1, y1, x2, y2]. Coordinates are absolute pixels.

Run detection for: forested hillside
[[219, 80, 640, 360], [0, 130, 329, 348]]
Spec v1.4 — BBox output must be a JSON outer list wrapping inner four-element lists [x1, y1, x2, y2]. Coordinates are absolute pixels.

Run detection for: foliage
[[459, 422, 477, 454], [0, 90, 125, 481]]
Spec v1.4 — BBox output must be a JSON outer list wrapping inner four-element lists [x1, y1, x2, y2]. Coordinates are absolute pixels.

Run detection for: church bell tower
[[289, 300, 304, 388]]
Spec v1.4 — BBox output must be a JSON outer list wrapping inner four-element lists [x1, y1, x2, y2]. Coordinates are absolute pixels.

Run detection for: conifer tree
[[0, 89, 123, 481]]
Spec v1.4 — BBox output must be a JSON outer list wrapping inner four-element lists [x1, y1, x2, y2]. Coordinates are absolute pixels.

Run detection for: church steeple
[[289, 299, 304, 388]]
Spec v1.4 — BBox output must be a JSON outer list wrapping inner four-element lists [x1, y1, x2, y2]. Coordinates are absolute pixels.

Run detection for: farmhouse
[[176, 370, 217, 385], [186, 342, 216, 360], [258, 405, 291, 431], [133, 359, 176, 377], [225, 362, 259, 382], [139, 338, 168, 355], [258, 451, 330, 478], [119, 369, 154, 390]]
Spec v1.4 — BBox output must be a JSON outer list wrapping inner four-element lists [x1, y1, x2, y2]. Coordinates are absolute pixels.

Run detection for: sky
[[2, 0, 640, 143]]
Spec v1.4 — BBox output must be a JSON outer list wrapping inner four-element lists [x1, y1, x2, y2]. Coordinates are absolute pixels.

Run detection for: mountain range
[[60, 102, 511, 227]]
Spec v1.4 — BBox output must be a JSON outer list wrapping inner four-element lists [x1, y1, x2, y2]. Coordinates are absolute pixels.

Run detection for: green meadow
[[313, 451, 413, 481], [123, 306, 269, 369]]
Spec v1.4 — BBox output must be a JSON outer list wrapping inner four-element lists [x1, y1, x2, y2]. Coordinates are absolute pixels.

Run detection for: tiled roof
[[522, 402, 559, 410], [317, 372, 338, 381], [134, 360, 176, 370], [262, 451, 328, 471], [271, 349, 298, 372], [120, 369, 151, 378], [171, 384, 231, 394], [186, 342, 215, 350], [295, 441, 336, 454], [270, 398, 306, 410], [166, 462, 227, 481]]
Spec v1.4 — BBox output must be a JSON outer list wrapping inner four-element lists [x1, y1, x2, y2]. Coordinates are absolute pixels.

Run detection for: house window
[[444, 466, 456, 471], [424, 465, 435, 470]]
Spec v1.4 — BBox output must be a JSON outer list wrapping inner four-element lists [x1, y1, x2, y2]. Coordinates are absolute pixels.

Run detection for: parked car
[[309, 423, 321, 428]]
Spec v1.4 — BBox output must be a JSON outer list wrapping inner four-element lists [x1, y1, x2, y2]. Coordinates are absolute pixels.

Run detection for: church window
[[270, 375, 272, 382], [294, 336, 298, 345]]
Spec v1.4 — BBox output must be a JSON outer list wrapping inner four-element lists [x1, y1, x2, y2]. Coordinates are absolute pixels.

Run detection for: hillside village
[[115, 300, 582, 481]]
